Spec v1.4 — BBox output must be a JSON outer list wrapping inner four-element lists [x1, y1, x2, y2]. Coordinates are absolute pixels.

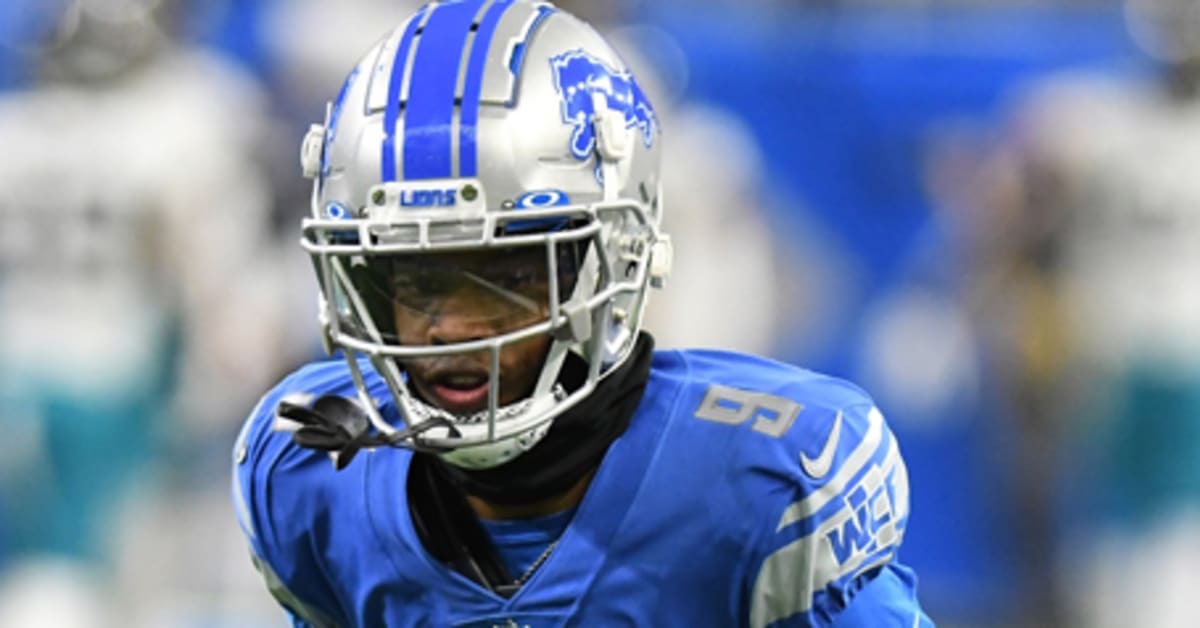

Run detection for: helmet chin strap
[[407, 393, 554, 469]]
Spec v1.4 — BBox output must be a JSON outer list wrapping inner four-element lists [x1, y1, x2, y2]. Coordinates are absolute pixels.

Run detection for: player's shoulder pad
[[659, 350, 916, 626], [231, 357, 386, 549], [231, 358, 367, 628], [660, 348, 881, 468]]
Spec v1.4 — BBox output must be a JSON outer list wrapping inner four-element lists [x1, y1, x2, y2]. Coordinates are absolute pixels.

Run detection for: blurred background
[[1, 0, 1198, 626]]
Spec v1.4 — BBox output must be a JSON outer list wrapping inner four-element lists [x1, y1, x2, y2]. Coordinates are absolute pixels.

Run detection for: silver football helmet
[[298, 0, 671, 469]]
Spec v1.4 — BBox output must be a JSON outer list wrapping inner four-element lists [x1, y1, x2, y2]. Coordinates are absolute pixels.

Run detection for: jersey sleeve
[[231, 383, 350, 628], [745, 400, 932, 627]]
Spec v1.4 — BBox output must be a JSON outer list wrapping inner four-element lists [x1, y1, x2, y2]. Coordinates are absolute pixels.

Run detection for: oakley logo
[[516, 189, 569, 208], [550, 49, 658, 161], [323, 202, 351, 220]]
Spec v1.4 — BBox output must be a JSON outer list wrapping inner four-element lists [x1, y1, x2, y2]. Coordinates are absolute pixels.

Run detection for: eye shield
[[345, 244, 586, 339]]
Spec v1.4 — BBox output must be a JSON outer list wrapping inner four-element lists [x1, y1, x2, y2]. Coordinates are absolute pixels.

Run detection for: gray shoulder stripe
[[232, 393, 274, 541], [777, 406, 885, 532], [751, 444, 903, 628], [232, 469, 255, 541], [253, 553, 343, 628], [749, 543, 901, 627]]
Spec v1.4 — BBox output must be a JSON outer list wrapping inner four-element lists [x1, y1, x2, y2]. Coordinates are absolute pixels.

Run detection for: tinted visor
[[339, 242, 585, 345]]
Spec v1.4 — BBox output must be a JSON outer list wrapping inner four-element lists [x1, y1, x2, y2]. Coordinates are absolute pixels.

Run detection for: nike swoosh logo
[[800, 410, 843, 480]]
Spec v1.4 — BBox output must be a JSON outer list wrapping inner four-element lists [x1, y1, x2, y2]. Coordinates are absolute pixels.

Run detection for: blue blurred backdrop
[[3, 1, 1197, 626]]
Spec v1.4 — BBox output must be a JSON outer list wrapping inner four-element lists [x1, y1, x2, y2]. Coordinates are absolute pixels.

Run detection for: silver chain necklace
[[512, 539, 559, 588], [492, 538, 559, 598]]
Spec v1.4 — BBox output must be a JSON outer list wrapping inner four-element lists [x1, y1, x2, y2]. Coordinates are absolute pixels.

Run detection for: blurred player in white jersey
[[938, 1, 1200, 625], [0, 0, 307, 624]]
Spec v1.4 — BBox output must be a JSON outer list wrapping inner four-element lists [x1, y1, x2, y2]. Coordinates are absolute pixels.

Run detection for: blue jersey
[[233, 349, 932, 627]]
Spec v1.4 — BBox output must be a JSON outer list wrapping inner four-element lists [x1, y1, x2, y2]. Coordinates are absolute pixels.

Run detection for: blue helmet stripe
[[506, 4, 555, 104], [458, 0, 515, 177], [403, 1, 478, 180], [382, 6, 428, 182]]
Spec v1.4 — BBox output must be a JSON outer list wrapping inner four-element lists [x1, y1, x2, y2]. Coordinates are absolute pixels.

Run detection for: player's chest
[[329, 524, 747, 628], [333, 457, 749, 627]]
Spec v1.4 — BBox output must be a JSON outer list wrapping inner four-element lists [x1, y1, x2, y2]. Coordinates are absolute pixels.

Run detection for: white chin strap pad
[[401, 392, 557, 470], [438, 420, 553, 469]]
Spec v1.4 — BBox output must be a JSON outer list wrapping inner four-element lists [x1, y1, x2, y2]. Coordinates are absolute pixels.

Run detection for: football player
[[232, 1, 932, 625]]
